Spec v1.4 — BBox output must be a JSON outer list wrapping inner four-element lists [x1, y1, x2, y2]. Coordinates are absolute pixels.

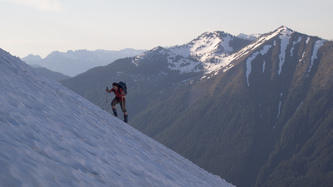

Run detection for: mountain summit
[[0, 48, 233, 186], [131, 31, 253, 75]]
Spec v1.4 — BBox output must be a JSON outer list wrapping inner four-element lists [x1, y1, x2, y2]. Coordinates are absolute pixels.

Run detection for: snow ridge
[[233, 26, 286, 63]]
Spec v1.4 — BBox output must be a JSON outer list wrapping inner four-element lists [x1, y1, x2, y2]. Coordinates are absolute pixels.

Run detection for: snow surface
[[0, 49, 233, 187]]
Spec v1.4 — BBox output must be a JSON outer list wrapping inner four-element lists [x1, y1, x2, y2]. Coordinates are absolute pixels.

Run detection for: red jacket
[[110, 88, 125, 101]]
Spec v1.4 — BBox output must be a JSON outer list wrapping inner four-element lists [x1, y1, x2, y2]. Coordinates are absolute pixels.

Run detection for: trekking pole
[[106, 87, 108, 111]]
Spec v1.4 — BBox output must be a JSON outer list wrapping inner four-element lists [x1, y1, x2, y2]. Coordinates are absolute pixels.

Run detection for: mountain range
[[61, 26, 333, 187], [0, 48, 233, 186], [29, 64, 70, 81], [22, 48, 147, 77]]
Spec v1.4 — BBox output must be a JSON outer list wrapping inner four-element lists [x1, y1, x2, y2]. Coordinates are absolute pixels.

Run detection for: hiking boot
[[112, 108, 118, 117], [124, 114, 128, 123]]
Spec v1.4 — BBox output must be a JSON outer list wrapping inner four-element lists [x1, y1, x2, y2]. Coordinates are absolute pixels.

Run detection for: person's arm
[[106, 87, 114, 93]]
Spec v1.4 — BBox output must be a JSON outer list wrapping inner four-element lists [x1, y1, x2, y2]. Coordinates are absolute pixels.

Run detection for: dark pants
[[111, 98, 127, 113]]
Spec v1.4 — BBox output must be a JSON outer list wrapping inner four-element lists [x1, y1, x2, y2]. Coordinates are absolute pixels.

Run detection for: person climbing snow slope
[[106, 82, 128, 123]]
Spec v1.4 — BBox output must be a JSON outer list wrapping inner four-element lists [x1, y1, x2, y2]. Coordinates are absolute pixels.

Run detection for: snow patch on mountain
[[169, 31, 234, 61], [167, 55, 202, 73], [0, 49, 233, 187], [277, 93, 283, 119], [246, 52, 257, 86], [203, 55, 235, 75], [278, 27, 294, 75], [307, 39, 325, 77], [132, 46, 202, 73], [296, 101, 303, 111], [233, 26, 287, 62], [277, 100, 282, 118], [192, 33, 233, 62], [132, 51, 148, 66], [290, 37, 302, 57], [306, 37, 310, 44], [246, 45, 272, 86]]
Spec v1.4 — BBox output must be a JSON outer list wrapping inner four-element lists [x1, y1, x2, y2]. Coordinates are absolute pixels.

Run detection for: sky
[[0, 0, 332, 58]]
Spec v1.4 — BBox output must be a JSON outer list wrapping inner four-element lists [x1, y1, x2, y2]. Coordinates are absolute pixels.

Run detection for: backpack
[[118, 81, 127, 95]]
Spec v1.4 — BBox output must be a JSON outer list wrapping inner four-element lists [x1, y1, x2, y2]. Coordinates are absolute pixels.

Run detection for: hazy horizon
[[1, 0, 332, 58]]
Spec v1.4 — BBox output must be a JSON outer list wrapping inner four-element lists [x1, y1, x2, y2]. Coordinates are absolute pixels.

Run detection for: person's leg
[[123, 114, 128, 123], [111, 98, 119, 117], [120, 100, 128, 123]]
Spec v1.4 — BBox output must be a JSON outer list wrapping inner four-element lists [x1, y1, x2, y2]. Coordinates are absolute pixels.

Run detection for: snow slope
[[0, 49, 233, 187]]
